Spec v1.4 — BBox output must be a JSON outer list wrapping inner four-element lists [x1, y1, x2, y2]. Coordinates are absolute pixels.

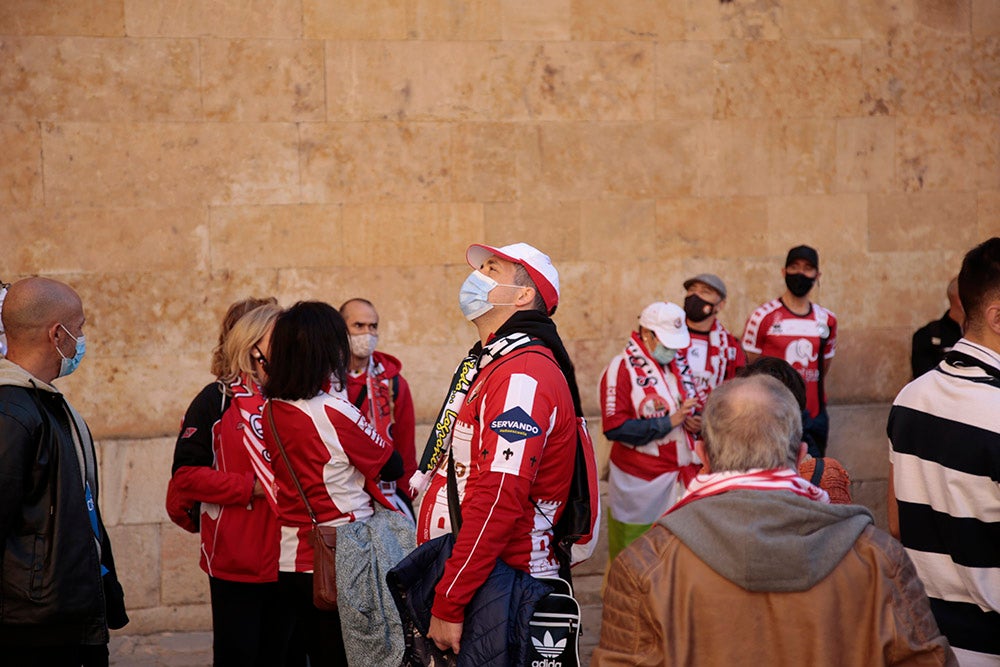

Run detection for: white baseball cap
[[639, 302, 690, 349], [466, 242, 560, 315]]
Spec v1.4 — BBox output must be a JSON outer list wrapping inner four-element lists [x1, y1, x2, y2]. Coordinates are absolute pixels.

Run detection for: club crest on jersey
[[490, 406, 541, 442]]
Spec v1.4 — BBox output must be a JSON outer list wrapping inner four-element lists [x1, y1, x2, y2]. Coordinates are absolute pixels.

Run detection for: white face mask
[[458, 270, 520, 321], [349, 332, 378, 359]]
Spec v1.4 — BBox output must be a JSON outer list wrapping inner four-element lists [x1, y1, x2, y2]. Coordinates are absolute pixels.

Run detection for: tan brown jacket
[[593, 492, 956, 667]]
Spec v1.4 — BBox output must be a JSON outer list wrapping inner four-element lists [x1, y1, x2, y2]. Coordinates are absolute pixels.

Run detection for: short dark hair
[[737, 356, 807, 412], [513, 264, 548, 314], [263, 301, 350, 400], [959, 237, 1000, 334]]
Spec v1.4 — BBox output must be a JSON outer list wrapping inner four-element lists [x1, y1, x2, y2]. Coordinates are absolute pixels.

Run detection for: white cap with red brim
[[466, 243, 560, 315]]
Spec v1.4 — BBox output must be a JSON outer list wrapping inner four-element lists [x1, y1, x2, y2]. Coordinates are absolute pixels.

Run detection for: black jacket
[[0, 359, 127, 646], [911, 311, 963, 378]]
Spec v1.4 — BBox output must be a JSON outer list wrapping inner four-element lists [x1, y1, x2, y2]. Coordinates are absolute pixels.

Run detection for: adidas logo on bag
[[528, 588, 580, 667]]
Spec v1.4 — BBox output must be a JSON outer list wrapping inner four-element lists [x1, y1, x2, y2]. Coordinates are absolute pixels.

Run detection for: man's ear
[[796, 441, 808, 467], [695, 440, 711, 473], [515, 285, 536, 308], [986, 302, 1000, 337]]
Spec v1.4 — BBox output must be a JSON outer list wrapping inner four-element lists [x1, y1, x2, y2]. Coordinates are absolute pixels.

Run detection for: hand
[[670, 398, 699, 428], [683, 414, 702, 434], [252, 479, 266, 498], [428, 615, 463, 654]]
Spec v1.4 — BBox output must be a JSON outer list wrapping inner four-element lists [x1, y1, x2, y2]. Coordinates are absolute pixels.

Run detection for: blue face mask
[[652, 342, 676, 365], [56, 324, 86, 377], [458, 270, 519, 321]]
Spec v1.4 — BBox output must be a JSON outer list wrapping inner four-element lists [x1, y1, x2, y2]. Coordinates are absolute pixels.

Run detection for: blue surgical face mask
[[56, 323, 86, 377], [652, 342, 676, 365], [458, 270, 519, 321]]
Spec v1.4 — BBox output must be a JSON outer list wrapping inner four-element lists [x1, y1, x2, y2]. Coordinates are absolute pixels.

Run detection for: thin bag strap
[[265, 401, 318, 526]]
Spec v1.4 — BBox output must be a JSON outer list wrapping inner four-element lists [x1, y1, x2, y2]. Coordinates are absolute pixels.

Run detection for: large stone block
[[124, 0, 301, 38], [978, 191, 1000, 240], [827, 403, 892, 481], [452, 123, 535, 202], [862, 30, 974, 117], [277, 265, 472, 348], [0, 1, 124, 37], [3, 207, 208, 275], [0, 37, 201, 122], [595, 257, 685, 342], [896, 115, 1000, 192], [683, 0, 782, 41], [973, 0, 1000, 36], [768, 120, 836, 195], [766, 194, 868, 262], [579, 199, 656, 262], [835, 117, 896, 194], [779, 0, 912, 39], [851, 479, 889, 531], [713, 40, 862, 119], [521, 121, 698, 200], [915, 0, 972, 34], [303, 0, 408, 40], [500, 0, 571, 40], [106, 523, 161, 609], [869, 193, 979, 252], [201, 39, 325, 122], [300, 122, 452, 203], [555, 261, 607, 342], [490, 41, 655, 121], [160, 526, 210, 606], [826, 326, 913, 404], [0, 123, 42, 209], [973, 37, 1000, 115], [210, 204, 343, 270], [570, 0, 684, 41], [340, 202, 483, 266], [411, 0, 502, 40], [485, 200, 583, 262], [42, 122, 301, 207], [656, 196, 769, 260], [115, 604, 212, 635], [693, 119, 770, 197], [98, 437, 175, 526], [326, 41, 496, 122], [656, 41, 714, 119]]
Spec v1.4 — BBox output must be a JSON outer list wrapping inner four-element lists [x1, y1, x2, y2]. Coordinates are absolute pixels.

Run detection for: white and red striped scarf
[[623, 333, 697, 448], [675, 320, 737, 410], [230, 375, 278, 510], [667, 467, 829, 515]]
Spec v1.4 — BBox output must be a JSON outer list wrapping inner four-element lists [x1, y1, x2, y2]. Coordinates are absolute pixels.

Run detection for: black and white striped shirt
[[888, 339, 1000, 665]]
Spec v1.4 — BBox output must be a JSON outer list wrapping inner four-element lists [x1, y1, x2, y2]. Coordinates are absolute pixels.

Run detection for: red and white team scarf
[[359, 357, 395, 445], [409, 332, 533, 497], [623, 333, 697, 451], [675, 320, 737, 410], [230, 376, 278, 510], [667, 467, 830, 515]]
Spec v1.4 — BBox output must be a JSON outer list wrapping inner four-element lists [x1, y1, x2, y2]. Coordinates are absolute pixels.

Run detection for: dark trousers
[[274, 571, 348, 667], [5, 643, 108, 667], [803, 407, 830, 457], [208, 576, 284, 667]]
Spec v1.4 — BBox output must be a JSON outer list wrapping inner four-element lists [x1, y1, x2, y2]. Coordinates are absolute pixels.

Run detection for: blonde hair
[[219, 303, 282, 386], [210, 297, 277, 377]]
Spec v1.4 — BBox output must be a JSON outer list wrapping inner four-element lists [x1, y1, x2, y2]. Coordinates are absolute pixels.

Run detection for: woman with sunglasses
[[166, 298, 284, 667], [262, 301, 409, 666]]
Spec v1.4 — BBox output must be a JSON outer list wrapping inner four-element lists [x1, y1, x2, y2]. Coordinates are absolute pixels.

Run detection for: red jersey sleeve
[[392, 375, 418, 497], [600, 358, 635, 433], [322, 402, 393, 481], [824, 312, 838, 359]]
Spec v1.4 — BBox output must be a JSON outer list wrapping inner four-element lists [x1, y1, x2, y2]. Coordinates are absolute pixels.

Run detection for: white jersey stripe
[[904, 549, 1000, 613], [891, 451, 1000, 522]]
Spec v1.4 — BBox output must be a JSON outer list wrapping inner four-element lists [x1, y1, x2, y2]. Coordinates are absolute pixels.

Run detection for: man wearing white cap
[[599, 302, 700, 562], [411, 242, 584, 657]]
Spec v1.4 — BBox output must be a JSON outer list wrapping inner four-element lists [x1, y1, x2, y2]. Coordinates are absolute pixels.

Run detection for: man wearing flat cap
[[742, 245, 838, 455], [600, 302, 700, 563], [410, 242, 585, 659], [674, 273, 746, 435]]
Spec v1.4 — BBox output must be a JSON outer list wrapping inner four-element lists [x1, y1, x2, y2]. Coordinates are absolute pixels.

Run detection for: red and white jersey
[[742, 299, 837, 418], [264, 389, 394, 573], [678, 321, 746, 406], [416, 344, 576, 623]]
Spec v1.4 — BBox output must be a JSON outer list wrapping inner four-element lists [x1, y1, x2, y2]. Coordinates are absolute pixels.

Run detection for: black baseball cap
[[785, 245, 819, 269]]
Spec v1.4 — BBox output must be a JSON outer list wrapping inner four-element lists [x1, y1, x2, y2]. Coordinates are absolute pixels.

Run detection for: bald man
[[0, 278, 127, 666], [911, 277, 964, 378]]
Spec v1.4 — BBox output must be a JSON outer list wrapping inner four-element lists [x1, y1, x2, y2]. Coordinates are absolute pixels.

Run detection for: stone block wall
[[1, 0, 998, 634]]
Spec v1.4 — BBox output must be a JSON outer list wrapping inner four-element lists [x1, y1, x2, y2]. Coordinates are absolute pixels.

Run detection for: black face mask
[[785, 272, 816, 297], [684, 294, 716, 323]]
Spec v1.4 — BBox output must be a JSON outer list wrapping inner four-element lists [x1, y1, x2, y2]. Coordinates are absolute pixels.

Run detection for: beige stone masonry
[[3, 0, 998, 639]]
